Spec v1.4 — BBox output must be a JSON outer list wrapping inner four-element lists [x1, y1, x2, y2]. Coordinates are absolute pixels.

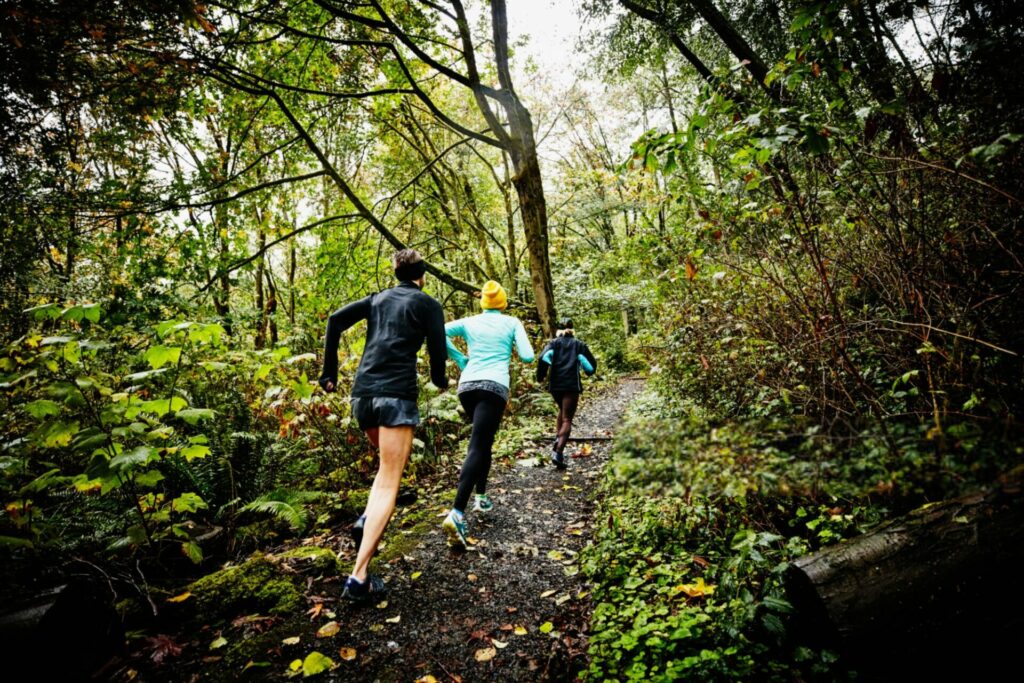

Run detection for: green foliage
[[582, 390, 848, 681], [239, 489, 325, 534]]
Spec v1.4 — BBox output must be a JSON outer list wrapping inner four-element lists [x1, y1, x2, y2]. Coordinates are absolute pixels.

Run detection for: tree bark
[[783, 467, 1024, 680]]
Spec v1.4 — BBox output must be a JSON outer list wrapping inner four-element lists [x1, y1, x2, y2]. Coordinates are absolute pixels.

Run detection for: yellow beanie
[[480, 280, 507, 310]]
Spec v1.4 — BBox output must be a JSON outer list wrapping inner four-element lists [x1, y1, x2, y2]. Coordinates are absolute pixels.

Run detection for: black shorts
[[350, 396, 419, 430]]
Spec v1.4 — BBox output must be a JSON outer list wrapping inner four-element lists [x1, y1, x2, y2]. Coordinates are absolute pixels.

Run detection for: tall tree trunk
[[254, 221, 266, 350], [490, 0, 557, 334], [288, 234, 296, 326]]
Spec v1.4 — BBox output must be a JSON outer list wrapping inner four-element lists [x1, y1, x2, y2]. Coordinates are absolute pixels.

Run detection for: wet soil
[[115, 378, 644, 683]]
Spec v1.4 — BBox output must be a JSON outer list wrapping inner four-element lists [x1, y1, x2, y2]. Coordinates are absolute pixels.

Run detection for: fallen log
[[783, 465, 1024, 680]]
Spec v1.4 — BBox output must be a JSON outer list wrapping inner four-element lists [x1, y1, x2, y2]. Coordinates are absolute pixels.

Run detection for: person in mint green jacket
[[441, 280, 534, 548]]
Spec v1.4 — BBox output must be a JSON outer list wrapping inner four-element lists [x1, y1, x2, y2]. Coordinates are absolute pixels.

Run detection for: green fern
[[239, 489, 324, 533]]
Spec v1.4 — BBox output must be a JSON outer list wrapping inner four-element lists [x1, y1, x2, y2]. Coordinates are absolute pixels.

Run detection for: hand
[[319, 377, 336, 392]]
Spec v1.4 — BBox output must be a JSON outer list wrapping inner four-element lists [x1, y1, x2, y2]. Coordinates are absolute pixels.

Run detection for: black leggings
[[552, 391, 580, 454], [453, 389, 507, 513]]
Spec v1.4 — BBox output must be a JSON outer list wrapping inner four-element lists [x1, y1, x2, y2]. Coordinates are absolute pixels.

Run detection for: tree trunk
[[783, 467, 1024, 681], [254, 221, 266, 349], [490, 0, 557, 335]]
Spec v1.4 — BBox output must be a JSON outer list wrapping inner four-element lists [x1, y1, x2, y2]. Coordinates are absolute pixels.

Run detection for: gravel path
[[314, 378, 645, 683]]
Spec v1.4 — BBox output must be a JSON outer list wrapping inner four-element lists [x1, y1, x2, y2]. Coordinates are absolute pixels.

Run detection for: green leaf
[[182, 541, 204, 564], [34, 420, 80, 448], [140, 397, 187, 415], [175, 408, 216, 425], [110, 446, 159, 473], [301, 651, 334, 677], [124, 368, 169, 382], [63, 341, 81, 364], [25, 399, 61, 419], [254, 364, 273, 381], [172, 492, 208, 513], [180, 444, 211, 461], [189, 323, 226, 346], [144, 345, 182, 370], [0, 535, 34, 548], [23, 303, 61, 321], [81, 303, 102, 323], [134, 469, 165, 488], [291, 373, 313, 400]]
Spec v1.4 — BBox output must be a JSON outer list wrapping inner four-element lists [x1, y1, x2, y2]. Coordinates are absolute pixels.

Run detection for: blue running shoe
[[442, 510, 469, 548], [341, 574, 388, 604], [473, 494, 494, 513]]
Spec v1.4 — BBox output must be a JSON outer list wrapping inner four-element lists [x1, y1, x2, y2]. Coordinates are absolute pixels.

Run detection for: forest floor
[[116, 378, 645, 683]]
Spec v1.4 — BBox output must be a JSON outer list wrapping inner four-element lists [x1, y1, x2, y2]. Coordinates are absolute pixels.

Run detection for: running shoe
[[551, 449, 567, 470], [473, 494, 494, 513], [442, 510, 469, 548], [341, 574, 388, 604]]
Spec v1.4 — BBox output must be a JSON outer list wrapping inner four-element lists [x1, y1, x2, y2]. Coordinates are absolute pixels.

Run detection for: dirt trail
[[311, 378, 644, 683], [119, 379, 644, 683]]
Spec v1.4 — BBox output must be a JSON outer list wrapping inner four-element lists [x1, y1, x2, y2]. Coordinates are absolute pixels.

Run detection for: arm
[[578, 354, 594, 374], [536, 342, 553, 381], [513, 319, 535, 363], [444, 319, 468, 371], [425, 301, 450, 390], [318, 296, 372, 391], [579, 342, 597, 376]]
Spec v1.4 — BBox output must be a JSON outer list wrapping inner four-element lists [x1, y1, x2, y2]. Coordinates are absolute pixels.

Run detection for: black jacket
[[318, 281, 448, 400], [537, 335, 597, 393]]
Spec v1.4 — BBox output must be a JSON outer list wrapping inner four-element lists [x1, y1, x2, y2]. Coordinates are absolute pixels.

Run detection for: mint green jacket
[[445, 310, 535, 388]]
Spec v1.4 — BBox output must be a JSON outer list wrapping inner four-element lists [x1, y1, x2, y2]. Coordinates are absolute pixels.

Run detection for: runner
[[441, 280, 534, 548], [318, 249, 449, 602], [536, 318, 597, 469]]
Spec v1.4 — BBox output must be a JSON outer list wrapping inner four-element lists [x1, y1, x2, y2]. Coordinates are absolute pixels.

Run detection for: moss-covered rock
[[276, 545, 342, 575], [186, 553, 302, 621]]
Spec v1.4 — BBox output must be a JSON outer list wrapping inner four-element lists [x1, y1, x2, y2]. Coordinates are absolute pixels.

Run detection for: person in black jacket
[[536, 318, 597, 469], [318, 249, 449, 602]]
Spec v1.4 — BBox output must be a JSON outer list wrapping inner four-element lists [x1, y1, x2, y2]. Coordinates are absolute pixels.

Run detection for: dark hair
[[392, 248, 423, 269], [558, 317, 574, 330], [393, 249, 426, 281]]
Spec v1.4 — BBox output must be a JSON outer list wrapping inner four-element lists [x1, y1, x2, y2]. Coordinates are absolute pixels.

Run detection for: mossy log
[[783, 466, 1024, 680]]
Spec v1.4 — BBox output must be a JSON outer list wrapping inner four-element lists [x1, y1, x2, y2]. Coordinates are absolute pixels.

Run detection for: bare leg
[[351, 425, 413, 582]]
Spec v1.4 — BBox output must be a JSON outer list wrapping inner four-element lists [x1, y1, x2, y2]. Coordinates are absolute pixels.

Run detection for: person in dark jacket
[[536, 318, 597, 469], [318, 249, 449, 602]]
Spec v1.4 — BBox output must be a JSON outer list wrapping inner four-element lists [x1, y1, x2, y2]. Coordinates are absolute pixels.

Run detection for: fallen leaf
[[376, 601, 388, 609], [339, 647, 357, 661], [386, 615, 401, 624], [316, 621, 340, 638], [145, 634, 182, 664], [467, 574, 478, 582], [506, 607, 518, 613], [546, 550, 564, 561], [540, 589, 556, 598], [539, 622, 554, 634], [466, 536, 479, 545], [301, 651, 334, 676], [411, 571, 422, 580], [282, 636, 301, 646], [306, 603, 323, 620], [514, 625, 528, 636], [414, 676, 437, 683], [209, 636, 228, 650], [491, 639, 508, 649], [166, 591, 192, 603], [369, 624, 384, 633], [675, 577, 717, 598], [289, 659, 303, 672], [555, 594, 571, 605], [474, 647, 497, 663]]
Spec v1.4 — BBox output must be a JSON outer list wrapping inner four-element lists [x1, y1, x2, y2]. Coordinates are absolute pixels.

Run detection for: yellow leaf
[[514, 626, 528, 636], [386, 615, 401, 624], [540, 589, 556, 598], [282, 636, 301, 646], [316, 621, 340, 638], [492, 638, 508, 649], [474, 646, 497, 662], [289, 659, 302, 672], [466, 536, 480, 545], [414, 677, 438, 683], [539, 621, 554, 634], [675, 577, 717, 598], [167, 591, 192, 603], [411, 571, 422, 580], [376, 601, 388, 609], [210, 636, 227, 650], [467, 574, 478, 582], [339, 647, 357, 661]]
